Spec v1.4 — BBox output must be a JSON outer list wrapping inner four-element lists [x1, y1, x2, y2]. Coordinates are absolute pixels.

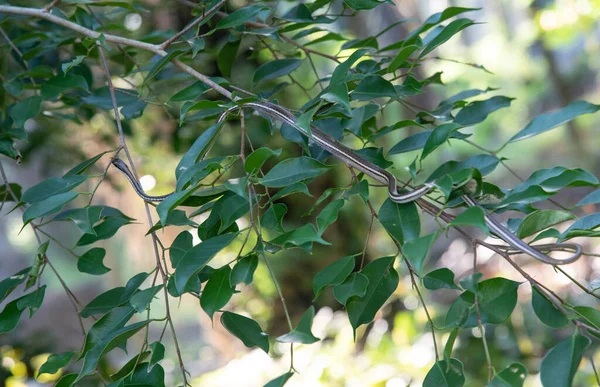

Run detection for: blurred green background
[[1, 0, 600, 386]]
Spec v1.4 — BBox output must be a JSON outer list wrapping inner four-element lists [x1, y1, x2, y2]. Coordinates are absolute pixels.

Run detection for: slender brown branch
[[160, 0, 226, 50]]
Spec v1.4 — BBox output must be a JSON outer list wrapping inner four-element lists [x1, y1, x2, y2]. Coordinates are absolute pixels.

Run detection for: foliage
[[0, 1, 599, 386]]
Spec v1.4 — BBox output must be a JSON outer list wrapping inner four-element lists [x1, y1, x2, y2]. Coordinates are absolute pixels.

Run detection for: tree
[[0, 1, 599, 386]]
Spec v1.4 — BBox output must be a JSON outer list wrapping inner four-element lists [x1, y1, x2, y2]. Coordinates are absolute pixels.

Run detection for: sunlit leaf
[[277, 306, 319, 344]]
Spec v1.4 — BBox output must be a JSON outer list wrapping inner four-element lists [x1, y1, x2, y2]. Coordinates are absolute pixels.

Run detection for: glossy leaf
[[378, 199, 420, 244], [267, 224, 330, 251], [80, 273, 149, 317], [576, 189, 600, 207], [277, 306, 319, 344], [449, 206, 489, 234], [76, 217, 131, 246], [508, 100, 600, 143], [321, 82, 351, 114], [389, 130, 468, 155], [259, 157, 331, 187], [388, 45, 419, 73], [230, 254, 259, 286], [9, 96, 42, 128], [423, 359, 465, 387], [64, 151, 110, 177], [347, 257, 399, 334], [421, 123, 463, 159], [169, 81, 210, 102], [175, 123, 222, 179], [330, 49, 367, 85], [262, 203, 287, 234], [245, 147, 282, 173], [130, 285, 163, 313], [143, 50, 184, 85], [217, 38, 240, 78], [333, 273, 369, 305], [22, 175, 86, 204], [41, 73, 89, 99], [540, 335, 590, 387], [78, 248, 110, 275], [531, 287, 568, 328], [38, 351, 75, 376], [316, 199, 344, 235], [215, 5, 268, 30], [428, 154, 500, 181], [343, 0, 388, 11], [423, 268, 461, 291], [402, 232, 439, 275], [420, 18, 475, 58], [0, 267, 31, 303], [313, 255, 356, 300], [488, 363, 527, 387], [174, 233, 238, 294], [454, 96, 513, 126], [516, 210, 575, 239], [22, 192, 78, 226], [264, 372, 294, 387], [253, 59, 303, 85], [352, 75, 397, 100], [200, 266, 234, 320], [221, 311, 269, 353], [148, 341, 165, 370]]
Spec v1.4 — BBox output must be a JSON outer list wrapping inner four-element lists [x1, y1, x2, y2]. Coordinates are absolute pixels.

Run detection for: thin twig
[[160, 0, 226, 50]]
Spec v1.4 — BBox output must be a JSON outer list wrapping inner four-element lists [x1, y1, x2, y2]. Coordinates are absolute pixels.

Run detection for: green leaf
[[576, 189, 600, 207], [55, 373, 78, 387], [259, 157, 331, 187], [9, 96, 42, 128], [321, 82, 351, 114], [76, 319, 151, 383], [147, 209, 198, 234], [403, 232, 439, 275], [76, 217, 132, 246], [109, 351, 151, 381], [22, 175, 86, 204], [245, 147, 282, 173], [277, 306, 319, 344], [531, 287, 568, 328], [175, 123, 222, 179], [78, 248, 110, 275], [459, 273, 482, 294], [148, 341, 165, 370], [449, 206, 489, 234], [230, 254, 259, 286], [221, 311, 269, 353], [388, 45, 419, 73], [444, 328, 459, 362], [179, 100, 223, 126], [169, 81, 210, 102], [420, 18, 475, 58], [64, 151, 110, 177], [218, 194, 250, 233], [38, 351, 75, 376], [343, 0, 388, 11], [130, 285, 163, 313], [253, 59, 303, 85], [421, 123, 463, 159], [200, 266, 234, 320], [378, 199, 421, 244], [423, 359, 465, 387], [267, 224, 330, 252], [508, 100, 600, 143], [404, 7, 479, 41], [0, 300, 23, 334], [262, 203, 287, 234], [281, 4, 334, 24], [352, 75, 397, 101], [454, 96, 514, 126], [80, 273, 149, 318], [316, 199, 344, 235], [488, 363, 528, 387], [423, 268, 461, 291], [156, 188, 196, 226], [509, 167, 599, 195], [572, 306, 600, 330], [313, 255, 356, 300], [217, 38, 240, 78], [347, 257, 399, 334], [516, 210, 575, 239], [333, 273, 369, 305], [264, 372, 294, 387], [0, 267, 31, 303], [388, 130, 468, 155], [143, 50, 185, 85], [62, 55, 85, 75], [331, 49, 367, 85], [16, 285, 46, 318], [41, 73, 89, 99], [174, 233, 238, 294], [562, 213, 600, 239], [215, 5, 268, 30], [22, 192, 79, 226], [540, 335, 590, 387], [266, 182, 312, 204], [428, 154, 500, 181]]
